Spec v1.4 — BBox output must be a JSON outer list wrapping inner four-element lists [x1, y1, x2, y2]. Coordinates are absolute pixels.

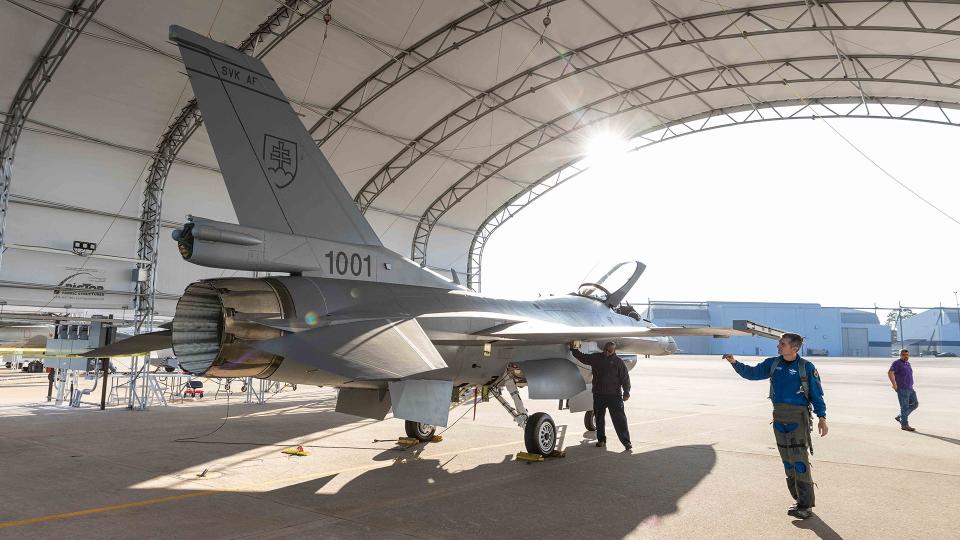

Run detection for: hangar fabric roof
[[3, 0, 960, 321]]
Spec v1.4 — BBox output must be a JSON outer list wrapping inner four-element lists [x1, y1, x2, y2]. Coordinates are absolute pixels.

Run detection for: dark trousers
[[594, 393, 630, 445]]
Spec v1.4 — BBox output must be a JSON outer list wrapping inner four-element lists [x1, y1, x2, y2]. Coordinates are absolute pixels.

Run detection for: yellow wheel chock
[[282, 445, 309, 456], [516, 449, 565, 462]]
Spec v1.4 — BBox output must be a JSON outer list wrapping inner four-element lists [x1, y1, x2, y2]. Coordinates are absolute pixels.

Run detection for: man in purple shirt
[[888, 349, 918, 431]]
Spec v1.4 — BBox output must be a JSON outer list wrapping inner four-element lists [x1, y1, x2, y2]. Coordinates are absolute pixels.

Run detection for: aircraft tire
[[584, 410, 596, 432], [405, 420, 436, 442], [524, 412, 557, 455]]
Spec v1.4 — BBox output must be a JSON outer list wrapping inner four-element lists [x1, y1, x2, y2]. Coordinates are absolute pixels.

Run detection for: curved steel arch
[[307, 0, 564, 146], [0, 0, 104, 270], [411, 53, 960, 266], [352, 0, 960, 212], [465, 97, 960, 291], [133, 0, 330, 332]]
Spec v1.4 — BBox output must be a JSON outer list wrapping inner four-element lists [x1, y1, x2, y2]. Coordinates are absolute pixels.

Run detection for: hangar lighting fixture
[[72, 240, 97, 256]]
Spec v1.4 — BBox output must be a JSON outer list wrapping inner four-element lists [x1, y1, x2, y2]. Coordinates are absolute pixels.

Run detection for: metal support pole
[[54, 368, 66, 406], [100, 359, 109, 410], [141, 357, 150, 408], [127, 356, 137, 408], [954, 291, 960, 351]]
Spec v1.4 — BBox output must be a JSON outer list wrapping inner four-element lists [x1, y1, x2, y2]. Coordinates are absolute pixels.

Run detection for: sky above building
[[482, 116, 960, 314]]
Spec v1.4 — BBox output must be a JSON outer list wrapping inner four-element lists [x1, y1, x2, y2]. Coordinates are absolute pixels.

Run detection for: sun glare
[[585, 132, 631, 169]]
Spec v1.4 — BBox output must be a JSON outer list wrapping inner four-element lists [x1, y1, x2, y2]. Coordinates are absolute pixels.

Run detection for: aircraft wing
[[475, 319, 783, 343]]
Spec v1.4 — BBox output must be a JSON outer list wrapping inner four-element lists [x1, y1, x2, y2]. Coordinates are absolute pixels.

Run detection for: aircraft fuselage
[[172, 274, 670, 389]]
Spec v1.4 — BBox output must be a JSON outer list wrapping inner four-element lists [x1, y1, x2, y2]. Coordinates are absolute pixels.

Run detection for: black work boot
[[788, 506, 814, 519], [595, 441, 605, 448]]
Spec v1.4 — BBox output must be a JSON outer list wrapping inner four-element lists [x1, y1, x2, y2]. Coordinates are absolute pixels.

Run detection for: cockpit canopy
[[576, 261, 646, 307]]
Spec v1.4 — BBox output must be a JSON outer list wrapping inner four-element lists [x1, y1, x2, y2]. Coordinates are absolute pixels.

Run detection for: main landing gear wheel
[[524, 412, 557, 455], [584, 410, 597, 432], [405, 420, 436, 442]]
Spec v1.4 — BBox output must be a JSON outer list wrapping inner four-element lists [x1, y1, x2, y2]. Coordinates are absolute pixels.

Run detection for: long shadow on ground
[[793, 514, 844, 540], [263, 442, 718, 538], [914, 431, 960, 446]]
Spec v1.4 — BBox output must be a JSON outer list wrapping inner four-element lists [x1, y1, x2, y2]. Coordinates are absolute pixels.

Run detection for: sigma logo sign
[[262, 134, 298, 188], [53, 268, 105, 299]]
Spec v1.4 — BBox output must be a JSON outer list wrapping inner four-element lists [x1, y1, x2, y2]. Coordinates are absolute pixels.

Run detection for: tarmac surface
[[0, 355, 957, 539]]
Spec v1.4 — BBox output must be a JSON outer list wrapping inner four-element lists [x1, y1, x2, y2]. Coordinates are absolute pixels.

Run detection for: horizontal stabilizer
[[732, 320, 786, 340], [82, 330, 172, 357], [388, 379, 453, 427], [253, 318, 446, 380]]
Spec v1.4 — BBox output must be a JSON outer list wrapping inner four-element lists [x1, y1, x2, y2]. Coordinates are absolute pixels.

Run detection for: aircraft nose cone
[[666, 338, 678, 353]]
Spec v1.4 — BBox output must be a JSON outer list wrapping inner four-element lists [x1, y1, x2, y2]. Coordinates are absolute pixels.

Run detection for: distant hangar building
[[644, 302, 891, 358], [899, 308, 960, 355]]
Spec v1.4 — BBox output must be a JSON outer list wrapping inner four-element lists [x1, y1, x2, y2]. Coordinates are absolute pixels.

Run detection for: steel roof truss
[[465, 97, 960, 290], [0, 0, 104, 270]]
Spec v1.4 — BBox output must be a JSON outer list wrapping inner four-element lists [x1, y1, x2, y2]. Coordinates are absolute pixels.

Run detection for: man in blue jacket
[[723, 333, 827, 520]]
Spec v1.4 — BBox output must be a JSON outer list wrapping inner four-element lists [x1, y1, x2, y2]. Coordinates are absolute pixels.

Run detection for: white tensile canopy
[[2, 0, 959, 322]]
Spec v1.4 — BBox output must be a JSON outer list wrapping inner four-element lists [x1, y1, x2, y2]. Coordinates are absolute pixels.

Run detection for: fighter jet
[[93, 26, 781, 455]]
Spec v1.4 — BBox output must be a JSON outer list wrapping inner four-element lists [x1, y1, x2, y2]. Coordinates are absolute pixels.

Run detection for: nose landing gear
[[490, 373, 558, 455], [524, 412, 557, 455]]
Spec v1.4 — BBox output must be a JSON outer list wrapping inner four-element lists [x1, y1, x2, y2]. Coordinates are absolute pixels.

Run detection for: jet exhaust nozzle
[[172, 278, 293, 378]]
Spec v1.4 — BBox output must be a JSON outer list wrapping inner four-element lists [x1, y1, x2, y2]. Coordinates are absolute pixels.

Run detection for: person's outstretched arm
[[569, 343, 595, 366], [723, 354, 774, 381]]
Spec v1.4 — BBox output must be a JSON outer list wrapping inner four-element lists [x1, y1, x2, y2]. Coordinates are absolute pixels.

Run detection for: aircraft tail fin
[[169, 25, 382, 247]]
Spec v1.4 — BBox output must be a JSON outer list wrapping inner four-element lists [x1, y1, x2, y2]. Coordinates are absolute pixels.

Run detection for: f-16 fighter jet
[[96, 26, 781, 455]]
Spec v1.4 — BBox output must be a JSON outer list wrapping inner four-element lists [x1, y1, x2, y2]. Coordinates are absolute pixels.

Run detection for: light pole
[[954, 291, 960, 353], [897, 303, 905, 351]]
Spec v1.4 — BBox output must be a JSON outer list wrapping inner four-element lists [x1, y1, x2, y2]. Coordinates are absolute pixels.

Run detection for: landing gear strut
[[404, 420, 436, 442], [490, 373, 557, 455]]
